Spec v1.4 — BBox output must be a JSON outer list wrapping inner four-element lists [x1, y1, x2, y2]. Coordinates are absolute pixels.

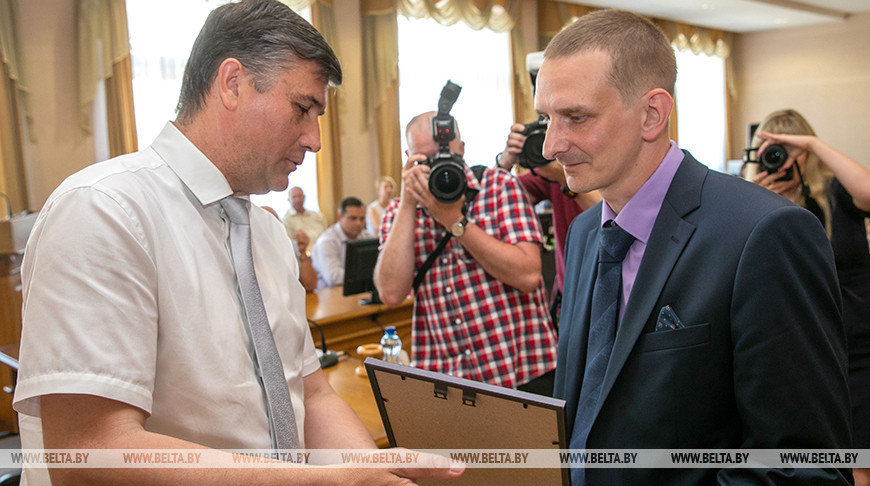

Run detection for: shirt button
[[446, 287, 452, 293], [465, 350, 472, 356], [454, 318, 461, 325]]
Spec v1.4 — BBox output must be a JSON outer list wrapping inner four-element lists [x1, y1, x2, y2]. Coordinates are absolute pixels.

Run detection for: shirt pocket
[[635, 322, 711, 353]]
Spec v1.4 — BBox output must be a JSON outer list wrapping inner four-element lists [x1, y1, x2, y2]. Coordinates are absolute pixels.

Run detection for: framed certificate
[[365, 358, 568, 485]]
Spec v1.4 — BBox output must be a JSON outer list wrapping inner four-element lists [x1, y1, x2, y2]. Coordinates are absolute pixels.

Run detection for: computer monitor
[[343, 237, 381, 305]]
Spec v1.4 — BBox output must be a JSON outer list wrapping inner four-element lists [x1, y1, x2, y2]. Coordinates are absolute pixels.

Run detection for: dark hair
[[545, 9, 675, 103], [176, 0, 341, 124], [339, 197, 364, 214]]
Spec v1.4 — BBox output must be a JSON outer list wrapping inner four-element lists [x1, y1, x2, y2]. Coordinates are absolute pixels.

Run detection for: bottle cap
[[385, 326, 396, 333]]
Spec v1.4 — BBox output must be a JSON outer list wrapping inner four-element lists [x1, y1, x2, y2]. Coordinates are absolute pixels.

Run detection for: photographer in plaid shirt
[[374, 112, 558, 395]]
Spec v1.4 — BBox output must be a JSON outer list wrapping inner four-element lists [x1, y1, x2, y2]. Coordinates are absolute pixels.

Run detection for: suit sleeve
[[722, 205, 851, 484]]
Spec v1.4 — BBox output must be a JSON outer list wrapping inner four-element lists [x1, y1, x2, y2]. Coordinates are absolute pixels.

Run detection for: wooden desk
[[0, 344, 18, 434], [322, 356, 388, 448], [307, 286, 412, 359]]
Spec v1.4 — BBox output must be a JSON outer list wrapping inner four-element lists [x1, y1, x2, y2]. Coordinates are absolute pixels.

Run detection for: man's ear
[[216, 58, 244, 111], [640, 88, 674, 142]]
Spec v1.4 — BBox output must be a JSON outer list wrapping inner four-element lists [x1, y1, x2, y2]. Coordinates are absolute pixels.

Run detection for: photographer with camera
[[374, 107, 557, 396], [496, 120, 601, 320], [745, 108, 870, 486]]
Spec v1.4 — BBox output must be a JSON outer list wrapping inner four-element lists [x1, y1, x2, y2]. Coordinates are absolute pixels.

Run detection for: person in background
[[263, 205, 316, 292], [747, 108, 870, 486], [283, 185, 327, 244], [374, 111, 557, 396], [538, 9, 851, 484], [311, 196, 373, 289], [496, 132, 601, 322], [12, 1, 462, 484], [366, 175, 396, 235]]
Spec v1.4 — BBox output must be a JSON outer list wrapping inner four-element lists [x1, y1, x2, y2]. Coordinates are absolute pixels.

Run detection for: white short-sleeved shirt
[[14, 122, 319, 476]]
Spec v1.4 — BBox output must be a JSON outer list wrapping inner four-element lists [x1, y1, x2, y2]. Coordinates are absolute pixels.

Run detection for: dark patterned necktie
[[571, 221, 634, 485], [221, 197, 299, 450]]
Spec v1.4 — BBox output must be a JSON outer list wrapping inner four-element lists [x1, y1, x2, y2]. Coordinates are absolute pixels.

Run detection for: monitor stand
[[358, 288, 383, 306]]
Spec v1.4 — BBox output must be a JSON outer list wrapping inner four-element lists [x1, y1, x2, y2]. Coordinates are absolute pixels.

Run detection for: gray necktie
[[221, 197, 299, 451]]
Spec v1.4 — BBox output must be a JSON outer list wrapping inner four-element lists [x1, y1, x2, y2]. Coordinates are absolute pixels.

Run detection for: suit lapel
[[593, 153, 706, 418], [560, 224, 599, 428]]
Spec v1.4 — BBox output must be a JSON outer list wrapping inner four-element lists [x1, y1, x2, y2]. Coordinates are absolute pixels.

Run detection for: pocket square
[[656, 305, 685, 332]]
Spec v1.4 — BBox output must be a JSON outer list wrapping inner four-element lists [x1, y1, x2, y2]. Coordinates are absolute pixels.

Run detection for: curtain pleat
[[77, 0, 138, 156], [0, 0, 28, 212], [361, 2, 402, 187], [311, 0, 342, 221]]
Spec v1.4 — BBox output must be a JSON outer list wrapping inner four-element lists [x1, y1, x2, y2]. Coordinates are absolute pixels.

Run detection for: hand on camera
[[497, 123, 527, 169], [400, 154, 431, 207], [755, 131, 816, 157]]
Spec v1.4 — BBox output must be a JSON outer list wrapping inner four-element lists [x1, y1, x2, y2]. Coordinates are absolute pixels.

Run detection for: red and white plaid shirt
[[380, 166, 557, 388]]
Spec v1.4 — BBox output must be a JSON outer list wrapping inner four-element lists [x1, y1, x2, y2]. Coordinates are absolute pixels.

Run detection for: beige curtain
[[361, 0, 401, 189], [362, 0, 522, 184], [77, 0, 137, 156], [537, 0, 596, 48], [311, 0, 342, 221], [0, 0, 28, 212], [537, 1, 734, 147], [509, 28, 535, 125], [397, 0, 518, 31]]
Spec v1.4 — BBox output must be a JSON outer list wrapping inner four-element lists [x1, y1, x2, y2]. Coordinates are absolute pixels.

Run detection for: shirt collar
[[150, 122, 234, 207], [602, 141, 683, 244]]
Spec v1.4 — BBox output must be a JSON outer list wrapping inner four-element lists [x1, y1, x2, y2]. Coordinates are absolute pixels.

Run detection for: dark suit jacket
[[555, 152, 852, 484]]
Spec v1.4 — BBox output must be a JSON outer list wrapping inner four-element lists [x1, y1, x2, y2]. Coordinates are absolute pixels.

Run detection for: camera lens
[[428, 158, 467, 203], [519, 117, 552, 169], [760, 143, 788, 173]]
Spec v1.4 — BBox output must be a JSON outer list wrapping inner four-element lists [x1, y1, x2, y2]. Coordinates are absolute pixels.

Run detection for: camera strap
[[413, 232, 453, 292]]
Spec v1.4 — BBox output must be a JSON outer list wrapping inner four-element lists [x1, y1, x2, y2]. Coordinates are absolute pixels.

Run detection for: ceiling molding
[[748, 0, 850, 20]]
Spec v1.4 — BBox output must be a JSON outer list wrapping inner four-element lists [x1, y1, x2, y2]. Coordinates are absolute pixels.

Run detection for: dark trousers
[[518, 369, 555, 397]]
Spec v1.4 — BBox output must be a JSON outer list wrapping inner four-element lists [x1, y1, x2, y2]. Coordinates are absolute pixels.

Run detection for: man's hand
[[338, 450, 465, 485], [399, 154, 430, 208], [497, 123, 527, 170], [295, 230, 310, 253]]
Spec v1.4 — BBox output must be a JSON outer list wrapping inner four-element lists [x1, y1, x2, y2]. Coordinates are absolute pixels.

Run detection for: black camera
[[518, 115, 552, 169], [422, 81, 467, 203], [741, 143, 792, 181]]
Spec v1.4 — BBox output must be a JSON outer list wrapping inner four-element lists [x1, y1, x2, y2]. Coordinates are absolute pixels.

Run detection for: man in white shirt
[[12, 1, 462, 484], [311, 196, 373, 289], [283, 185, 327, 244]]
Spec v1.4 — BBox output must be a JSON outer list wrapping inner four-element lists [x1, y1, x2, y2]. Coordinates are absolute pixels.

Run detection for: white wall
[[730, 12, 870, 167]]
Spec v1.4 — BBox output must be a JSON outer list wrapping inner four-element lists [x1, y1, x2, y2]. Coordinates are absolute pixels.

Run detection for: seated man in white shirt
[[311, 196, 374, 289], [283, 185, 327, 244]]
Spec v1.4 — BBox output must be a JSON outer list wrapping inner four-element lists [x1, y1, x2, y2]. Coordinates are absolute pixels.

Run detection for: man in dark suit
[[536, 9, 852, 485]]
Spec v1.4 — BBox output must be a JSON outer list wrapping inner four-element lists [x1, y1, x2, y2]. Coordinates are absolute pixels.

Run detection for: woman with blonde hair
[[366, 175, 396, 235], [748, 108, 870, 485]]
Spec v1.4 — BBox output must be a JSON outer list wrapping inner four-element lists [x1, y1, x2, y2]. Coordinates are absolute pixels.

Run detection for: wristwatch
[[300, 249, 311, 261], [450, 216, 468, 237]]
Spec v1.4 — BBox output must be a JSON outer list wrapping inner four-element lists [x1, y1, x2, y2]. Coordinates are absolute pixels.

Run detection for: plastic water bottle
[[380, 326, 402, 364]]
